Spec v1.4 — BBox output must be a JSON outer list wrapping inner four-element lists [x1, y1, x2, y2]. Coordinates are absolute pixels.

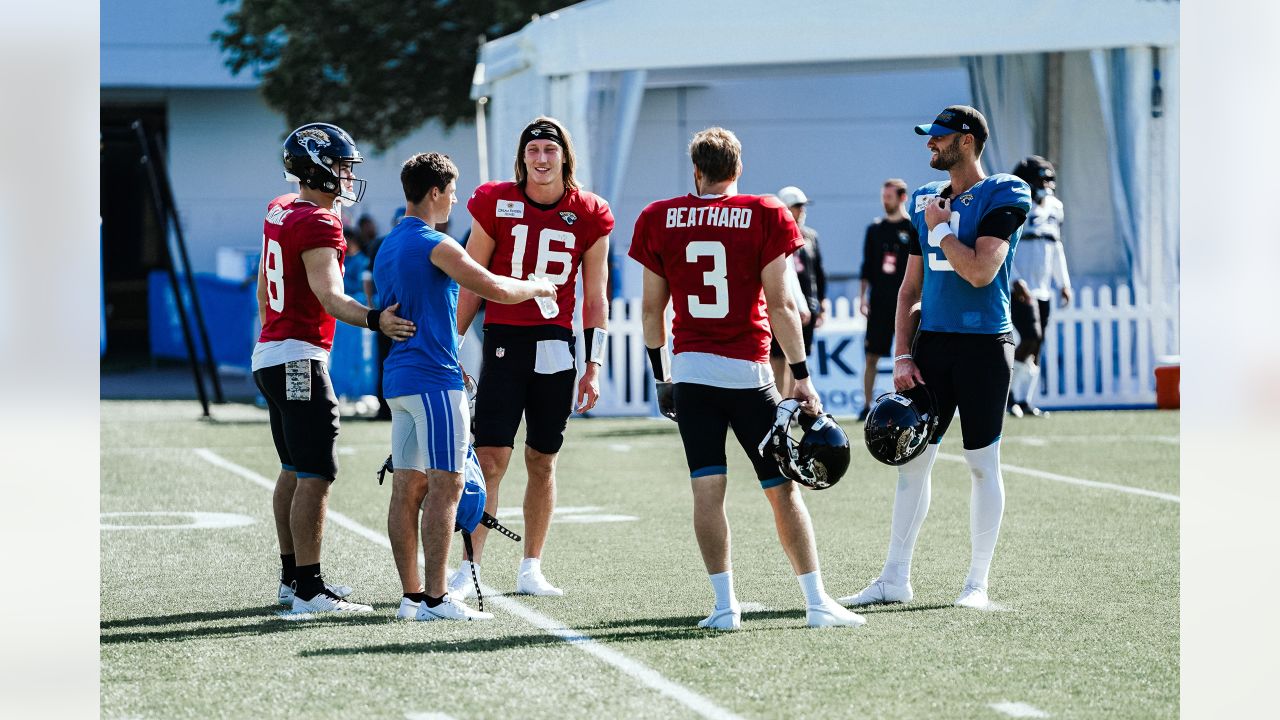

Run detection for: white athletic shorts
[[388, 389, 469, 473]]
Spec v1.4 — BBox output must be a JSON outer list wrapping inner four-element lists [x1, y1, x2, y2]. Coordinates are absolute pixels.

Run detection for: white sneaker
[[415, 594, 494, 621], [954, 585, 990, 609], [395, 597, 420, 620], [837, 578, 914, 607], [516, 567, 564, 596], [447, 565, 478, 599], [697, 605, 742, 630], [279, 580, 353, 606], [807, 598, 867, 628], [291, 590, 373, 614]]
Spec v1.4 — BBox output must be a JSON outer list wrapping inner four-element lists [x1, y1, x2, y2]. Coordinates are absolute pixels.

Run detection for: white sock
[[709, 571, 737, 611], [963, 441, 1005, 590], [1011, 360, 1032, 403], [519, 557, 540, 575], [881, 444, 939, 586], [1025, 361, 1041, 402], [797, 571, 826, 607]]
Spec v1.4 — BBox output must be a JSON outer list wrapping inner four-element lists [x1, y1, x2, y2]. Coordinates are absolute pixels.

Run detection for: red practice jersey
[[258, 194, 346, 350], [467, 181, 614, 328], [629, 194, 802, 363]]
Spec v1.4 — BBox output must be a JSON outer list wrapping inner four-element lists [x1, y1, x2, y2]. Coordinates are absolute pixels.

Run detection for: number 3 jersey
[[467, 181, 614, 329], [907, 175, 1032, 334], [256, 193, 346, 354], [629, 194, 803, 364]]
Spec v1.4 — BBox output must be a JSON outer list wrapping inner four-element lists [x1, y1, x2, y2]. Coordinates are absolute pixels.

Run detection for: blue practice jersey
[[908, 174, 1032, 334], [373, 217, 465, 397]]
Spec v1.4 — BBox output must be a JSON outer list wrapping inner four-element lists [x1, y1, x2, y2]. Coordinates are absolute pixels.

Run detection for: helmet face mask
[[863, 386, 939, 466], [759, 399, 851, 490], [283, 123, 367, 206]]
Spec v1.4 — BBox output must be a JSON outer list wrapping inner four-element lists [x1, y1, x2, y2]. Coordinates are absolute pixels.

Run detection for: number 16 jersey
[[629, 194, 802, 364], [467, 181, 614, 329]]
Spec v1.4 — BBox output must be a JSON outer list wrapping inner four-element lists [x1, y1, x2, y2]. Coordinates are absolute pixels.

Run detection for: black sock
[[423, 593, 445, 608], [294, 563, 323, 600], [404, 592, 428, 603], [280, 553, 296, 586]]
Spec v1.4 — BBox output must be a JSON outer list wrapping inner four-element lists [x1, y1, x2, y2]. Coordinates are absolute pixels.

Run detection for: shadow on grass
[[857, 602, 954, 614], [580, 425, 679, 438], [100, 604, 398, 644]]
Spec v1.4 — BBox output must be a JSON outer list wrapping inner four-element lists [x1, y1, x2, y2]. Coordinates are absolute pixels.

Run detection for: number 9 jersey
[[258, 193, 346, 351], [467, 181, 615, 328], [628, 194, 802, 363]]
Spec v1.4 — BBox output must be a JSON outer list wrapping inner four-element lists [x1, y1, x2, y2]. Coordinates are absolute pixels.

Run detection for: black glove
[[656, 381, 677, 421]]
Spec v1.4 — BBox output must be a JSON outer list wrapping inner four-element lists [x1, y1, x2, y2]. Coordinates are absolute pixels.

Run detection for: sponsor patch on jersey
[[915, 194, 937, 212], [559, 211, 578, 225], [957, 193, 974, 206], [496, 200, 524, 219]]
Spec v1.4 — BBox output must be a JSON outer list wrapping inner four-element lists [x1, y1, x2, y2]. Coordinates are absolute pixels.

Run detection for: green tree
[[214, 0, 565, 151]]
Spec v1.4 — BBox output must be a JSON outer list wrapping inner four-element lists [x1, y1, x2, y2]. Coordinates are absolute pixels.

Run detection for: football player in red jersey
[[254, 123, 415, 615], [628, 127, 865, 630], [450, 117, 614, 597]]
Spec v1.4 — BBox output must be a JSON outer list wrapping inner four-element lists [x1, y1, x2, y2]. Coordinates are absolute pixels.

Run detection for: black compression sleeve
[[976, 207, 1029, 241]]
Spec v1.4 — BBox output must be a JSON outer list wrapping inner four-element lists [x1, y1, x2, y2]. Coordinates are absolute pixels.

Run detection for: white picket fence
[[555, 284, 1178, 416]]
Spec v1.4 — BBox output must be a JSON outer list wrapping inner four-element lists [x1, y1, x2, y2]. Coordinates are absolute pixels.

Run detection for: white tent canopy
[[473, 0, 1179, 340]]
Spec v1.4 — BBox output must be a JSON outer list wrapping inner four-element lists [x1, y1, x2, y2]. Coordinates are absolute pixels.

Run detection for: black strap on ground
[[461, 532, 483, 612]]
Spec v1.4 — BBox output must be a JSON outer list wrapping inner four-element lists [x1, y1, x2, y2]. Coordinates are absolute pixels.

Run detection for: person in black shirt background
[[857, 178, 917, 420], [771, 186, 829, 395]]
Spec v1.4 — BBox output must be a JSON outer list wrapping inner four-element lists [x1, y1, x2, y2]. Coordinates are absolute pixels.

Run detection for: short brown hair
[[689, 127, 742, 184], [400, 152, 458, 204], [884, 178, 908, 197], [514, 116, 579, 190]]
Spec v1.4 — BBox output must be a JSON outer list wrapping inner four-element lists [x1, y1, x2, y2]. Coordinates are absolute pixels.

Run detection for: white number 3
[[686, 241, 729, 319]]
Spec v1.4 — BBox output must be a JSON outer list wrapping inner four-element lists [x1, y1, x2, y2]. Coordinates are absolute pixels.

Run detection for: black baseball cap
[[914, 105, 988, 142]]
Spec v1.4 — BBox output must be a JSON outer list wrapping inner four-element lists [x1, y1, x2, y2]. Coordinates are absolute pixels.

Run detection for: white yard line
[[404, 713, 458, 720], [990, 700, 1050, 718], [194, 448, 744, 720], [937, 453, 1179, 503]]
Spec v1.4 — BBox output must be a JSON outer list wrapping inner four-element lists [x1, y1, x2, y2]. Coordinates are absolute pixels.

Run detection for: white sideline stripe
[[937, 453, 1179, 503], [193, 448, 744, 720], [990, 700, 1050, 718]]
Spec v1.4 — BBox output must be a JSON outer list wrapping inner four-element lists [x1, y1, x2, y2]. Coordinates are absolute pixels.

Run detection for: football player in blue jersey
[[374, 153, 554, 621], [841, 105, 1032, 611]]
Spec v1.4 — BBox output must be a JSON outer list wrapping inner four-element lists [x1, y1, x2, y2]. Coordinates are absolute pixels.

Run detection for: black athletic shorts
[[911, 331, 1015, 450], [1011, 298, 1042, 345], [253, 359, 340, 480], [864, 305, 896, 357], [769, 317, 817, 358], [673, 382, 788, 489], [473, 324, 576, 454]]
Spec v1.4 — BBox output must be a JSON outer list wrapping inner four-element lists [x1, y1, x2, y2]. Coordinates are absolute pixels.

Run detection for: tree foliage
[[214, 0, 565, 151]]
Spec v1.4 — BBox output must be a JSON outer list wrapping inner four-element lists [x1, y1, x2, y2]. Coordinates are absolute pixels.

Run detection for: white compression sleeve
[[881, 443, 939, 586], [963, 440, 1005, 590]]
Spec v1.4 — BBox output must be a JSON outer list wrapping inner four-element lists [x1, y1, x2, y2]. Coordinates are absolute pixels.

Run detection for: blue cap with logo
[[914, 105, 989, 142]]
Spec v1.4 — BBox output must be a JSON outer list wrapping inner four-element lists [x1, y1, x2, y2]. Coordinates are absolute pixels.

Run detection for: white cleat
[[954, 585, 990, 609], [516, 568, 564, 596], [837, 579, 914, 607], [697, 605, 742, 630], [395, 597, 421, 620], [279, 581, 353, 606], [807, 599, 867, 628], [415, 594, 494, 621], [291, 590, 373, 614], [447, 565, 478, 599]]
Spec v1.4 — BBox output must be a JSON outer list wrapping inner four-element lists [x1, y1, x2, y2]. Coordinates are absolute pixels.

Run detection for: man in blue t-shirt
[[841, 105, 1032, 612], [373, 152, 554, 622]]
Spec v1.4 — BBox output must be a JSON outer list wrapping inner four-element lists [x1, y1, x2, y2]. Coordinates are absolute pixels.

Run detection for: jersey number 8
[[264, 238, 285, 312]]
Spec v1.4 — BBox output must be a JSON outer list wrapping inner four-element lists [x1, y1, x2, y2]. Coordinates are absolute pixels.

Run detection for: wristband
[[366, 308, 381, 332], [789, 360, 810, 380], [584, 328, 607, 366], [893, 354, 913, 363], [928, 223, 953, 246], [646, 346, 670, 382]]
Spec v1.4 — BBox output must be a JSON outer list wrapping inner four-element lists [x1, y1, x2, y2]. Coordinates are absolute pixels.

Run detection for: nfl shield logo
[[496, 347, 505, 358]]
